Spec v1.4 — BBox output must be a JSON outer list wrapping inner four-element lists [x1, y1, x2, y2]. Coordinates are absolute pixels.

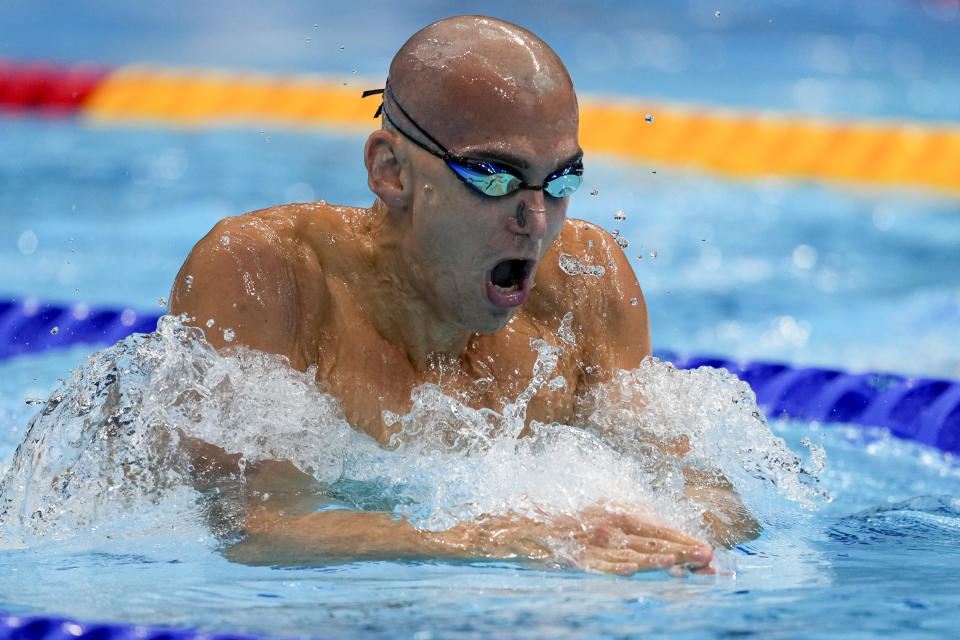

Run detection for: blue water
[[1, 327, 959, 639], [2, 1, 960, 638]]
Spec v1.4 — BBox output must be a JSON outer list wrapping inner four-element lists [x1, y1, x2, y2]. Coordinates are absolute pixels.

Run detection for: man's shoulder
[[554, 217, 622, 260], [534, 217, 628, 302], [526, 216, 650, 369], [169, 202, 360, 360]]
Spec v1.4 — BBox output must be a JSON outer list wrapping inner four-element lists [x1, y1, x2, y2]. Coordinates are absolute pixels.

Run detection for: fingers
[[620, 534, 713, 568], [571, 516, 715, 575], [579, 549, 675, 574], [615, 515, 707, 546]]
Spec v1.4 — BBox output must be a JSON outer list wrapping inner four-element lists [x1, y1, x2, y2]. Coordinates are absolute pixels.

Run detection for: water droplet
[[314, 23, 319, 29], [636, 255, 643, 260], [645, 114, 654, 123], [590, 189, 599, 196], [548, 376, 566, 391], [305, 37, 311, 43], [558, 253, 606, 278], [157, 297, 167, 307], [222, 328, 235, 342], [613, 210, 626, 222], [68, 237, 74, 243], [221, 235, 231, 246], [650, 250, 658, 259], [587, 239, 594, 247], [50, 326, 59, 335], [558, 311, 576, 346], [206, 318, 215, 328], [339, 45, 345, 51], [715, 10, 721, 17], [352, 69, 357, 74], [185, 274, 194, 291], [651, 169, 657, 174], [611, 230, 630, 249], [24, 398, 45, 406], [630, 298, 639, 306]]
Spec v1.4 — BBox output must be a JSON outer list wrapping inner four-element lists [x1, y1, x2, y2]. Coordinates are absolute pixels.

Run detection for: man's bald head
[[385, 15, 578, 153]]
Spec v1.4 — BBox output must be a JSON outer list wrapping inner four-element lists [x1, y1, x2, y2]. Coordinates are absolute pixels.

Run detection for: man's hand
[[225, 502, 713, 576], [465, 504, 714, 575]]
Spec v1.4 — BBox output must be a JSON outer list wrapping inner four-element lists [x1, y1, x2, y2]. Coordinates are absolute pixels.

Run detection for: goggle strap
[[383, 85, 455, 160], [361, 88, 384, 118]]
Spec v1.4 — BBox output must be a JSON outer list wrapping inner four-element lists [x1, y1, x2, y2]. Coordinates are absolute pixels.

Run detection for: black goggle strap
[[383, 85, 457, 160], [361, 88, 384, 118]]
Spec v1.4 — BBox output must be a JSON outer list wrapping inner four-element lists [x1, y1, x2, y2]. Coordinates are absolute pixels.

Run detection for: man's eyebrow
[[463, 148, 584, 174]]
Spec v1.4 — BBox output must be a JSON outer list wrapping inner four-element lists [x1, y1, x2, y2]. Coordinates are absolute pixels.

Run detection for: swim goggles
[[363, 87, 583, 199]]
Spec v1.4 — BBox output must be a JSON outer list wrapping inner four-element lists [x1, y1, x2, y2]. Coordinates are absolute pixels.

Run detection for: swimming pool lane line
[[0, 610, 282, 640], [1, 298, 957, 454], [2, 59, 960, 197]]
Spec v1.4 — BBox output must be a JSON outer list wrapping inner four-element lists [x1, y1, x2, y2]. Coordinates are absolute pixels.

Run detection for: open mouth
[[486, 259, 534, 307]]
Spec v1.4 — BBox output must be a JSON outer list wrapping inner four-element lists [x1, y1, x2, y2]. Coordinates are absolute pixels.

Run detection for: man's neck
[[357, 201, 474, 369]]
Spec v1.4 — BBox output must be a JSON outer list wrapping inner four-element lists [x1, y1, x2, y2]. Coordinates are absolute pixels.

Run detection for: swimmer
[[171, 15, 758, 574]]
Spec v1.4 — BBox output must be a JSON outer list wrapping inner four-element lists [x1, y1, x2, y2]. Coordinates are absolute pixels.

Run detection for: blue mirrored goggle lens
[[543, 173, 582, 198], [448, 161, 583, 198], [447, 162, 521, 196]]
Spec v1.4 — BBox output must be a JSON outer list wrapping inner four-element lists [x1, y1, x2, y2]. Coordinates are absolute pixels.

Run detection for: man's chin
[[471, 307, 517, 335]]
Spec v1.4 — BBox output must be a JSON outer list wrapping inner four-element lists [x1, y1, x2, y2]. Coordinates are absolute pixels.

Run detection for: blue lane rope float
[[1, 298, 958, 453], [0, 611, 280, 640]]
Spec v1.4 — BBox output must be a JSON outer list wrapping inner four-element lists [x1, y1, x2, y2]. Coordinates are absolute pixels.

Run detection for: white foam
[[0, 315, 828, 552]]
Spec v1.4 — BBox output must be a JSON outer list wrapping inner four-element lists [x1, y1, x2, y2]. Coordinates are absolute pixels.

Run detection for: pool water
[[3, 1, 960, 638], [1, 342, 958, 638], [1, 318, 959, 639]]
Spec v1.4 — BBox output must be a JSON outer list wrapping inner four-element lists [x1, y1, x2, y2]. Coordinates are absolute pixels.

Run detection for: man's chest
[[314, 313, 583, 444]]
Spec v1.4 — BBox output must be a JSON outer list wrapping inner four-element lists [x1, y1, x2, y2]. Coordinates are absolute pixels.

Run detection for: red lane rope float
[[0, 59, 106, 113], [2, 59, 960, 195]]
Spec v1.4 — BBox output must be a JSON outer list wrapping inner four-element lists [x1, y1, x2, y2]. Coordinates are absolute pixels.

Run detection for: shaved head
[[385, 15, 578, 153]]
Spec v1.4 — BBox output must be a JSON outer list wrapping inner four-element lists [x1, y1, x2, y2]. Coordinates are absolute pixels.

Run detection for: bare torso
[[171, 203, 650, 444]]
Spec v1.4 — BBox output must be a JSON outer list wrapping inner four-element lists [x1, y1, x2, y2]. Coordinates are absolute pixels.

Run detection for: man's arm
[[566, 221, 760, 547], [227, 499, 716, 575], [182, 434, 715, 575], [169, 213, 316, 368]]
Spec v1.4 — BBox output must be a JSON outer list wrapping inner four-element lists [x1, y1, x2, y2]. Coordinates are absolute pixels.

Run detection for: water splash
[[611, 230, 630, 249], [0, 316, 826, 551], [558, 253, 606, 278]]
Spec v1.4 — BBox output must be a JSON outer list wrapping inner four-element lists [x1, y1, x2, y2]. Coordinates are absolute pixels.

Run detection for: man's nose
[[512, 189, 548, 239]]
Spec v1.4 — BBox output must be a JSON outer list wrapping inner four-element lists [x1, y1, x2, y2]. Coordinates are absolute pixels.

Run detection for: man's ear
[[364, 130, 408, 209]]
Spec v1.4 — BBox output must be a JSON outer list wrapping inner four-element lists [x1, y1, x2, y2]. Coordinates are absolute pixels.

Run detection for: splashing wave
[[0, 315, 829, 550]]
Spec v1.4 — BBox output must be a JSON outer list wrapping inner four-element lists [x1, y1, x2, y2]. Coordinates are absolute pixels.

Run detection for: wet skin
[[169, 15, 757, 574]]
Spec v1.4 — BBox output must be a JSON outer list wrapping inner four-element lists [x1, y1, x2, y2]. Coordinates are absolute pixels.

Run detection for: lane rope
[[0, 612, 279, 640], [2, 59, 960, 196], [1, 298, 957, 454]]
